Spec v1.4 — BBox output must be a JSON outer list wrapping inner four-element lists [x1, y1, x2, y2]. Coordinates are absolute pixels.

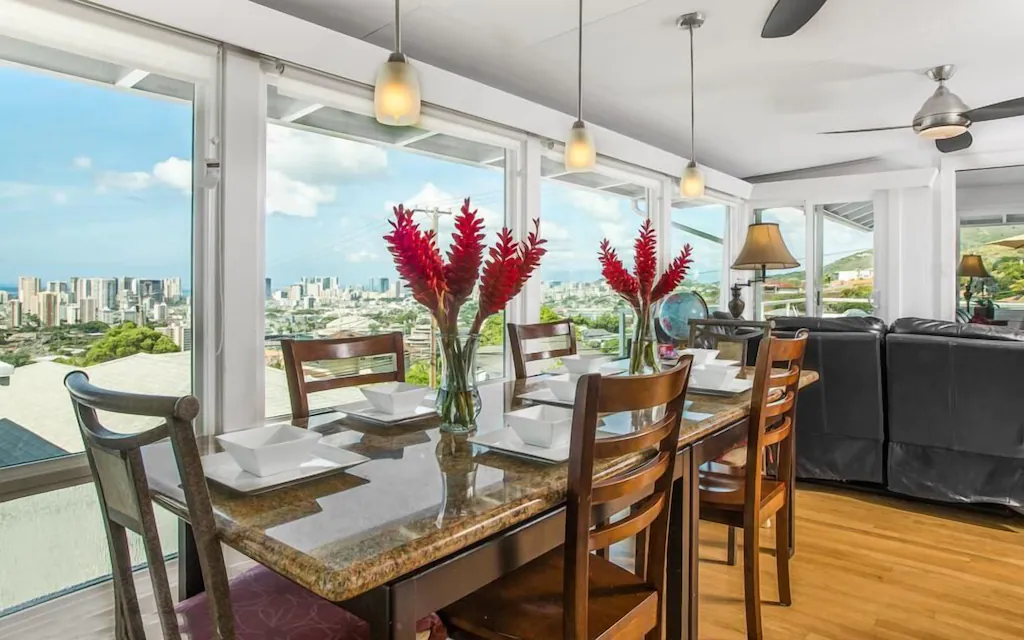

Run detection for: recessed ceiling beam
[[280, 103, 324, 123], [482, 155, 506, 165], [115, 69, 150, 89]]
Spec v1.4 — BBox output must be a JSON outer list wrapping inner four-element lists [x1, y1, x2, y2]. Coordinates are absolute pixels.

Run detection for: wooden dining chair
[[64, 371, 445, 640], [442, 357, 693, 639], [697, 330, 808, 640], [507, 319, 577, 379], [281, 332, 406, 420]]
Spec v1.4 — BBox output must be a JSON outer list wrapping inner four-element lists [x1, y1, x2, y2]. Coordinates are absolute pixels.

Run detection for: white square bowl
[[360, 382, 430, 415], [216, 425, 322, 478], [691, 363, 740, 389], [561, 354, 613, 374], [544, 374, 582, 403], [505, 405, 574, 449], [680, 348, 720, 366]]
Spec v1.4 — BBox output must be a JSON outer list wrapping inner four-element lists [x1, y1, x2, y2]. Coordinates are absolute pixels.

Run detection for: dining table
[[144, 367, 818, 640]]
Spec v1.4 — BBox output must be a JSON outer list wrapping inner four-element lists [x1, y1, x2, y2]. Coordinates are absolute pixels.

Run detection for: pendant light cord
[[395, 0, 402, 54], [577, 0, 583, 121], [688, 24, 696, 163]]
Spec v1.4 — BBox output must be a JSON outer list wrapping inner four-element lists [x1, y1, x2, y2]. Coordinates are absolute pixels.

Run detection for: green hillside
[[959, 225, 1024, 299], [774, 249, 873, 284]]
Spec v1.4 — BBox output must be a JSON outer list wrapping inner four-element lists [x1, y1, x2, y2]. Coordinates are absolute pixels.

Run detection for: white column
[[729, 202, 755, 318], [215, 49, 267, 432], [513, 136, 543, 325], [935, 163, 958, 320]]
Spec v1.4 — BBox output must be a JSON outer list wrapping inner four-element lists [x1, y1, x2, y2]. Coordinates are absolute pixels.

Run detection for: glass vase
[[628, 305, 662, 376], [435, 332, 482, 433]]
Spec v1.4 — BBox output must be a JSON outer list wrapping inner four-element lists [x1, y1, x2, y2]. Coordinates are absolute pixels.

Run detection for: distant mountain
[[773, 249, 873, 284]]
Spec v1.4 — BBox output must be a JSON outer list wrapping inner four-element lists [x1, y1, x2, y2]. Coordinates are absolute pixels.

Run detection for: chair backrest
[[507, 320, 577, 379], [562, 357, 693, 639], [64, 371, 234, 640], [281, 332, 406, 419], [742, 330, 808, 523]]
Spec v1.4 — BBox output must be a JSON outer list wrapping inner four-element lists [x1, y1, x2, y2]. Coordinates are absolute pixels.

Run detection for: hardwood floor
[[3, 485, 1021, 639], [692, 484, 1024, 639]]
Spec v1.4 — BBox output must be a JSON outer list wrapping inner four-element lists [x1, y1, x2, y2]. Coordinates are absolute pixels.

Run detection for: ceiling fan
[[762, 0, 827, 39], [821, 65, 1024, 153]]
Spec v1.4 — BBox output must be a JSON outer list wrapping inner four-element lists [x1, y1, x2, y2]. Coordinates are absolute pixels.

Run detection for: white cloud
[[96, 171, 153, 192], [567, 190, 623, 221], [539, 220, 570, 241], [153, 157, 192, 192], [266, 169, 336, 218], [347, 249, 379, 263], [267, 124, 387, 182], [72, 156, 92, 170], [600, 221, 634, 250], [0, 182, 39, 199], [52, 192, 68, 205]]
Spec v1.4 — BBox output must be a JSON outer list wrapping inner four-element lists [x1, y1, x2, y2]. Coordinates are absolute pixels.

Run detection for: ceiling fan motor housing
[[913, 85, 971, 139]]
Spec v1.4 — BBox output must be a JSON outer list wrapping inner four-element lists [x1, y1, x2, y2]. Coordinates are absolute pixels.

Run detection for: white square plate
[[202, 445, 368, 495], [689, 378, 754, 396], [469, 427, 613, 463], [517, 387, 574, 407], [335, 399, 435, 425]]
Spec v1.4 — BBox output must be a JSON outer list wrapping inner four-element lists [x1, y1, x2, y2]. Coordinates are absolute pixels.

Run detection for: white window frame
[[0, 1, 219, 501]]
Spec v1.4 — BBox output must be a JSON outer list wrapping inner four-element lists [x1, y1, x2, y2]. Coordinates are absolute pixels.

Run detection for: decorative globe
[[657, 290, 709, 342]]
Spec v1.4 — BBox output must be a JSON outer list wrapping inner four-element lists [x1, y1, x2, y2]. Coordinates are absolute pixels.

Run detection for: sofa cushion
[[891, 317, 1024, 342], [773, 316, 887, 334]]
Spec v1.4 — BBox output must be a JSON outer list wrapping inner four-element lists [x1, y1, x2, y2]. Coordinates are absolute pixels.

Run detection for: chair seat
[[699, 470, 786, 518], [442, 547, 658, 640], [177, 566, 446, 640]]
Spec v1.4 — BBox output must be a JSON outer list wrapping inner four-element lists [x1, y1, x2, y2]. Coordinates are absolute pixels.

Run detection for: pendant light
[[375, 0, 421, 126], [564, 0, 596, 172], [678, 12, 705, 199]]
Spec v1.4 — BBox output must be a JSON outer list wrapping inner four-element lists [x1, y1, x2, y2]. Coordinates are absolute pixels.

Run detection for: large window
[[537, 160, 650, 361], [263, 85, 509, 418], [818, 202, 874, 317], [0, 37, 197, 612], [671, 202, 727, 308], [755, 207, 806, 317], [958, 222, 1024, 314]]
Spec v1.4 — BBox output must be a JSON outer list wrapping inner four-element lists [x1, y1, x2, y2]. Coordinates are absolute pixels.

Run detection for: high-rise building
[[379, 277, 390, 294], [65, 304, 80, 325], [139, 279, 164, 302], [121, 276, 137, 296], [390, 280, 404, 299], [39, 291, 61, 327], [153, 303, 168, 322], [68, 277, 80, 303], [98, 308, 115, 325], [7, 299, 22, 328], [79, 298, 98, 324], [159, 323, 192, 351], [0, 291, 8, 305], [163, 277, 183, 302], [46, 281, 68, 295], [368, 277, 379, 293], [265, 277, 272, 299], [17, 276, 40, 317], [288, 284, 304, 301]]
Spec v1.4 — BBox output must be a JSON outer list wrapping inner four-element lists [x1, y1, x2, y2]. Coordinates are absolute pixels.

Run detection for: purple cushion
[[176, 566, 446, 640]]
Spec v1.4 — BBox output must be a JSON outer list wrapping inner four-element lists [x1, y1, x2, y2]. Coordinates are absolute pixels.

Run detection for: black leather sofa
[[886, 318, 1024, 507], [772, 317, 887, 484]]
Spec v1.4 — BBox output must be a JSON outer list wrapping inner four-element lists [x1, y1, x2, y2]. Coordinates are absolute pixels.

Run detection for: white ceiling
[[251, 0, 1024, 179]]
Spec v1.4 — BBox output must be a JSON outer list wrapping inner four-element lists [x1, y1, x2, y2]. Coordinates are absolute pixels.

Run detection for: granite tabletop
[[144, 369, 818, 603]]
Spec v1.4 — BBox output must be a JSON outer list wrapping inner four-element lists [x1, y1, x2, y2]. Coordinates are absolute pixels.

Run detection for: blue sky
[[1, 62, 859, 293]]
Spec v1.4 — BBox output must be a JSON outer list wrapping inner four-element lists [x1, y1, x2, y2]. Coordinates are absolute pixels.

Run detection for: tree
[[0, 350, 34, 367], [72, 322, 179, 366], [540, 305, 561, 323], [78, 320, 110, 333], [479, 313, 504, 347], [406, 360, 432, 386]]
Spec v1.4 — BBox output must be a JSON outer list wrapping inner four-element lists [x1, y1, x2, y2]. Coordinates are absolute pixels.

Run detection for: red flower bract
[[383, 205, 447, 319], [472, 219, 547, 333], [443, 198, 486, 326], [599, 222, 691, 310], [599, 239, 640, 310]]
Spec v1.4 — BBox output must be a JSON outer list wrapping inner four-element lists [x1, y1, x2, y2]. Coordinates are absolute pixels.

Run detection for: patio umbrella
[[987, 234, 1024, 249]]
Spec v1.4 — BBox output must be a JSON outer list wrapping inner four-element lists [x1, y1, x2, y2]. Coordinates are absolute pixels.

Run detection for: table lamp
[[728, 222, 800, 318], [957, 254, 991, 313]]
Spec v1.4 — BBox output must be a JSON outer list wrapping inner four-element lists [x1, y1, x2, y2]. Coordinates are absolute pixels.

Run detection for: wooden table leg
[[667, 447, 700, 640], [178, 521, 205, 600]]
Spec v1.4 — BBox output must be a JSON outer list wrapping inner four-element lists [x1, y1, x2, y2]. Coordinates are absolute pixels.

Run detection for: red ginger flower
[[599, 239, 640, 310], [652, 244, 694, 302], [383, 205, 447, 319], [472, 219, 547, 333], [443, 198, 486, 325], [633, 219, 658, 303]]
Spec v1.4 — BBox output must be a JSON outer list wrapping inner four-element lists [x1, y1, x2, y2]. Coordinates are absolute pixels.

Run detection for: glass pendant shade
[[565, 121, 596, 171], [918, 124, 969, 140], [680, 161, 705, 198], [374, 53, 421, 126]]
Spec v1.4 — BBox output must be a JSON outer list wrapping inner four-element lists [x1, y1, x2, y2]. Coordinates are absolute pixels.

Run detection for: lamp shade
[[564, 121, 596, 171], [374, 53, 421, 126], [732, 223, 800, 270], [957, 254, 991, 278], [680, 161, 705, 199]]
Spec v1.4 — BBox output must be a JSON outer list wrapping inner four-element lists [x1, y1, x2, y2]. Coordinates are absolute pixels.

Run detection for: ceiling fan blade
[[820, 125, 910, 135], [762, 0, 828, 38], [966, 97, 1024, 123], [936, 131, 973, 153]]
